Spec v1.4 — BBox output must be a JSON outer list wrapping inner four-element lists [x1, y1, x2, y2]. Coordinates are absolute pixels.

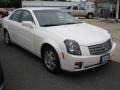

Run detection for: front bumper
[[60, 42, 116, 72]]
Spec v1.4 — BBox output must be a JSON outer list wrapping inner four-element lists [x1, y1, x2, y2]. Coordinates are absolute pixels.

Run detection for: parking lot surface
[[0, 19, 120, 90]]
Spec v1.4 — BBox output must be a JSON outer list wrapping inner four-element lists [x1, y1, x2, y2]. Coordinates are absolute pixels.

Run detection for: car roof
[[18, 7, 61, 11]]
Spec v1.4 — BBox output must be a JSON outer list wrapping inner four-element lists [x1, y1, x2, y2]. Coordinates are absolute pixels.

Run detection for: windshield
[[33, 10, 80, 27]]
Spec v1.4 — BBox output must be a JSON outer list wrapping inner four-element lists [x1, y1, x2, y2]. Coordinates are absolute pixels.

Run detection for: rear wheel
[[42, 46, 61, 73], [87, 13, 93, 19], [4, 31, 11, 45]]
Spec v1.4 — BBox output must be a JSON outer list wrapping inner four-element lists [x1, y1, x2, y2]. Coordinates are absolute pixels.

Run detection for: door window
[[20, 10, 34, 23], [9, 10, 22, 22], [73, 6, 78, 10], [79, 6, 85, 10]]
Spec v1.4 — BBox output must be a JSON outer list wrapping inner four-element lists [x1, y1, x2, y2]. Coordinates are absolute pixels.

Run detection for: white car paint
[[2, 8, 116, 72]]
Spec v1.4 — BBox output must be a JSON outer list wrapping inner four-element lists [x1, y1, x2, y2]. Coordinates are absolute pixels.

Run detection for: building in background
[[22, 0, 95, 8], [22, 0, 85, 2], [22, 1, 80, 7]]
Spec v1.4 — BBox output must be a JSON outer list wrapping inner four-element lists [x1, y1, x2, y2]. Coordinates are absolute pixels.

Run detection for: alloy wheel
[[44, 50, 56, 70]]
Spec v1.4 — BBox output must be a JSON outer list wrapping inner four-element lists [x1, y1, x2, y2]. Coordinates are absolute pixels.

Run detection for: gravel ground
[[80, 19, 120, 63]]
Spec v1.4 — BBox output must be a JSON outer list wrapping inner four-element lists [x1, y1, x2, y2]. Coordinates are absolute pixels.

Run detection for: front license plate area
[[100, 54, 110, 64]]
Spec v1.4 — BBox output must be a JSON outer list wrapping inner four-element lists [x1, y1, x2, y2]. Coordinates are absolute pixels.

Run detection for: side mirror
[[22, 21, 34, 28]]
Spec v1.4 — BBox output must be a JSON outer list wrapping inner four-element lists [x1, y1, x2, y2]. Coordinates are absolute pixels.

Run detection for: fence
[[96, 7, 116, 19]]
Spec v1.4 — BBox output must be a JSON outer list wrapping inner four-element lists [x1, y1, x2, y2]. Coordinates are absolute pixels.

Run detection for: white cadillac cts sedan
[[2, 8, 116, 73]]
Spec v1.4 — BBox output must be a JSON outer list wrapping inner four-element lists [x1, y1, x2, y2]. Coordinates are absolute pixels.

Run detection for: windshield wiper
[[41, 22, 78, 27], [63, 22, 78, 25], [41, 24, 60, 27]]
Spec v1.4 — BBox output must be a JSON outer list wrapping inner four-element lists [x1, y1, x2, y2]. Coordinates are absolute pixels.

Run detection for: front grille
[[88, 39, 112, 55]]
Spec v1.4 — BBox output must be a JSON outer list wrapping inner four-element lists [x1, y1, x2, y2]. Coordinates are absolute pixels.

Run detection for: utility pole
[[116, 0, 120, 21]]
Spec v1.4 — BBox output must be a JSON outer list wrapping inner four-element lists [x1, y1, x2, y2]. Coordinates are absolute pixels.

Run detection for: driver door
[[71, 6, 79, 16], [17, 10, 35, 52]]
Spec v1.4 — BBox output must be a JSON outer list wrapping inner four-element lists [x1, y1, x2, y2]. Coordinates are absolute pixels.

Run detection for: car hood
[[44, 23, 111, 46]]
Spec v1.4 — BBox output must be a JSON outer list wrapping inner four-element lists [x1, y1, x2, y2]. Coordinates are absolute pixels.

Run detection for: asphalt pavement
[[0, 27, 120, 90]]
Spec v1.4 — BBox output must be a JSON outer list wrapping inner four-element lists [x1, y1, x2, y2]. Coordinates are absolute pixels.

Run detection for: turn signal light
[[75, 62, 83, 69]]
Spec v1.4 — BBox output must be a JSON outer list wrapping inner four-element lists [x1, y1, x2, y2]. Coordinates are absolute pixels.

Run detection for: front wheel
[[42, 46, 61, 73]]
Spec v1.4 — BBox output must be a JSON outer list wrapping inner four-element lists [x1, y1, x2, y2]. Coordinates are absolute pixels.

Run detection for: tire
[[4, 31, 11, 45], [42, 46, 61, 73], [87, 13, 93, 19]]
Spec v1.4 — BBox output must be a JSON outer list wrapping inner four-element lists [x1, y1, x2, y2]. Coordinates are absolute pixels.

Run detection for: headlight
[[64, 39, 81, 55]]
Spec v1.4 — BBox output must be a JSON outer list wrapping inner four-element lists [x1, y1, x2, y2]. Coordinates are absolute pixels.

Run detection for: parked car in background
[[2, 8, 116, 73], [0, 8, 8, 18], [64, 2, 95, 18]]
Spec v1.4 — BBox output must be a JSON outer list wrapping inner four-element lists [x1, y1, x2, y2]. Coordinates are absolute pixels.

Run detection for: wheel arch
[[87, 12, 94, 18], [87, 12, 94, 15], [40, 42, 61, 59], [41, 43, 62, 73]]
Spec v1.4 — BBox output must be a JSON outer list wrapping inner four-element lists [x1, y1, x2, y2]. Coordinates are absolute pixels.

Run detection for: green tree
[[6, 0, 21, 8], [0, 0, 5, 7]]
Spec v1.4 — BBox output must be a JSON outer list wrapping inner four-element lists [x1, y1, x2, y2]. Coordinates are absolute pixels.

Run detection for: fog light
[[75, 62, 83, 69]]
